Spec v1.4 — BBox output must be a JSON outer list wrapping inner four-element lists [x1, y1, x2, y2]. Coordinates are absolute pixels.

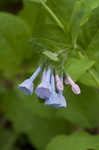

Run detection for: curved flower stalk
[[18, 65, 41, 95], [35, 67, 52, 99], [65, 76, 81, 95], [45, 74, 67, 108]]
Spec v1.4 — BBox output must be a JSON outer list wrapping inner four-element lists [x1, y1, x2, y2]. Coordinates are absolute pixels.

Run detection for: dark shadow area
[[15, 134, 36, 150], [0, 0, 23, 14], [85, 127, 99, 135]]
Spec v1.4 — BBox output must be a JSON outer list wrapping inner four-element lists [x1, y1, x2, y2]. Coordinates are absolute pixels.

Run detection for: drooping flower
[[65, 76, 81, 95], [35, 67, 52, 99], [45, 74, 60, 108], [57, 75, 67, 108], [18, 65, 41, 95], [45, 74, 67, 108]]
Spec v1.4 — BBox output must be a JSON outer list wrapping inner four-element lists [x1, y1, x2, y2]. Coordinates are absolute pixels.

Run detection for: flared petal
[[18, 78, 33, 95], [35, 81, 52, 99]]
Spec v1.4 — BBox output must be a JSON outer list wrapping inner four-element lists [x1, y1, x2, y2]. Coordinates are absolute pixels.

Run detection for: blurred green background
[[0, 0, 99, 150]]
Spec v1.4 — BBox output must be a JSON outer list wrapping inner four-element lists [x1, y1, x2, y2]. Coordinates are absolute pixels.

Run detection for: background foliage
[[0, 0, 99, 150]]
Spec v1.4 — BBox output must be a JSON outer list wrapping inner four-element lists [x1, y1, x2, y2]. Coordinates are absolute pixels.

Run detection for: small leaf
[[43, 50, 58, 61]]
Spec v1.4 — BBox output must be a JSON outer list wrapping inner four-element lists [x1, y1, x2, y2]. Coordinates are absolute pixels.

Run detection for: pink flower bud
[[55, 74, 63, 91], [72, 84, 81, 95], [65, 76, 81, 95], [65, 76, 75, 86], [56, 82, 63, 91]]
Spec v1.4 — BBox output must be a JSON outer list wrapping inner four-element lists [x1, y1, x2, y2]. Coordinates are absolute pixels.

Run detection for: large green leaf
[[78, 7, 99, 49], [32, 24, 70, 51], [79, 68, 99, 88], [46, 130, 99, 150], [86, 30, 99, 61], [46, 0, 77, 32], [71, 0, 99, 44], [19, 0, 46, 32], [0, 12, 32, 74], [64, 57, 95, 81]]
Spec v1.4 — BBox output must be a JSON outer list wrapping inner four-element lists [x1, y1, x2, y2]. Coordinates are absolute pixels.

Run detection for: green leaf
[[79, 68, 99, 88], [86, 30, 99, 61], [64, 57, 95, 81], [78, 7, 99, 49], [19, 0, 41, 32], [43, 50, 58, 61], [46, 0, 77, 32], [31, 24, 71, 57], [71, 0, 99, 44], [46, 130, 99, 150], [0, 12, 32, 74]]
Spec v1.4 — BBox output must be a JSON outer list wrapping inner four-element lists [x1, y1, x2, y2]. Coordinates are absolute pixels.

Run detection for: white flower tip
[[72, 84, 81, 95]]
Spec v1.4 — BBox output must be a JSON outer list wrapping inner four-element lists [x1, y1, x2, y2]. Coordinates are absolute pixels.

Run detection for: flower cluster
[[18, 66, 81, 108]]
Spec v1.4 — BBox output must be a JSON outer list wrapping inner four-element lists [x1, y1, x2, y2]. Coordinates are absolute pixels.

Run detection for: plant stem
[[40, 0, 64, 31]]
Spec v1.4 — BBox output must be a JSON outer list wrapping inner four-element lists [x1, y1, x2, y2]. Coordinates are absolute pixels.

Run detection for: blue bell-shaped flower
[[18, 65, 41, 95], [57, 90, 67, 108], [18, 78, 33, 95], [45, 74, 67, 108], [45, 74, 62, 108], [35, 67, 52, 99]]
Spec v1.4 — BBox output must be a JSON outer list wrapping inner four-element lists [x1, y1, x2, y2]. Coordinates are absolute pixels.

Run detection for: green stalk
[[40, 0, 64, 31]]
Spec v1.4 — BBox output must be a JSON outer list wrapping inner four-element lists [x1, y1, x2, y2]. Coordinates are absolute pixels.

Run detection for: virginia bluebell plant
[[18, 65, 81, 108]]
